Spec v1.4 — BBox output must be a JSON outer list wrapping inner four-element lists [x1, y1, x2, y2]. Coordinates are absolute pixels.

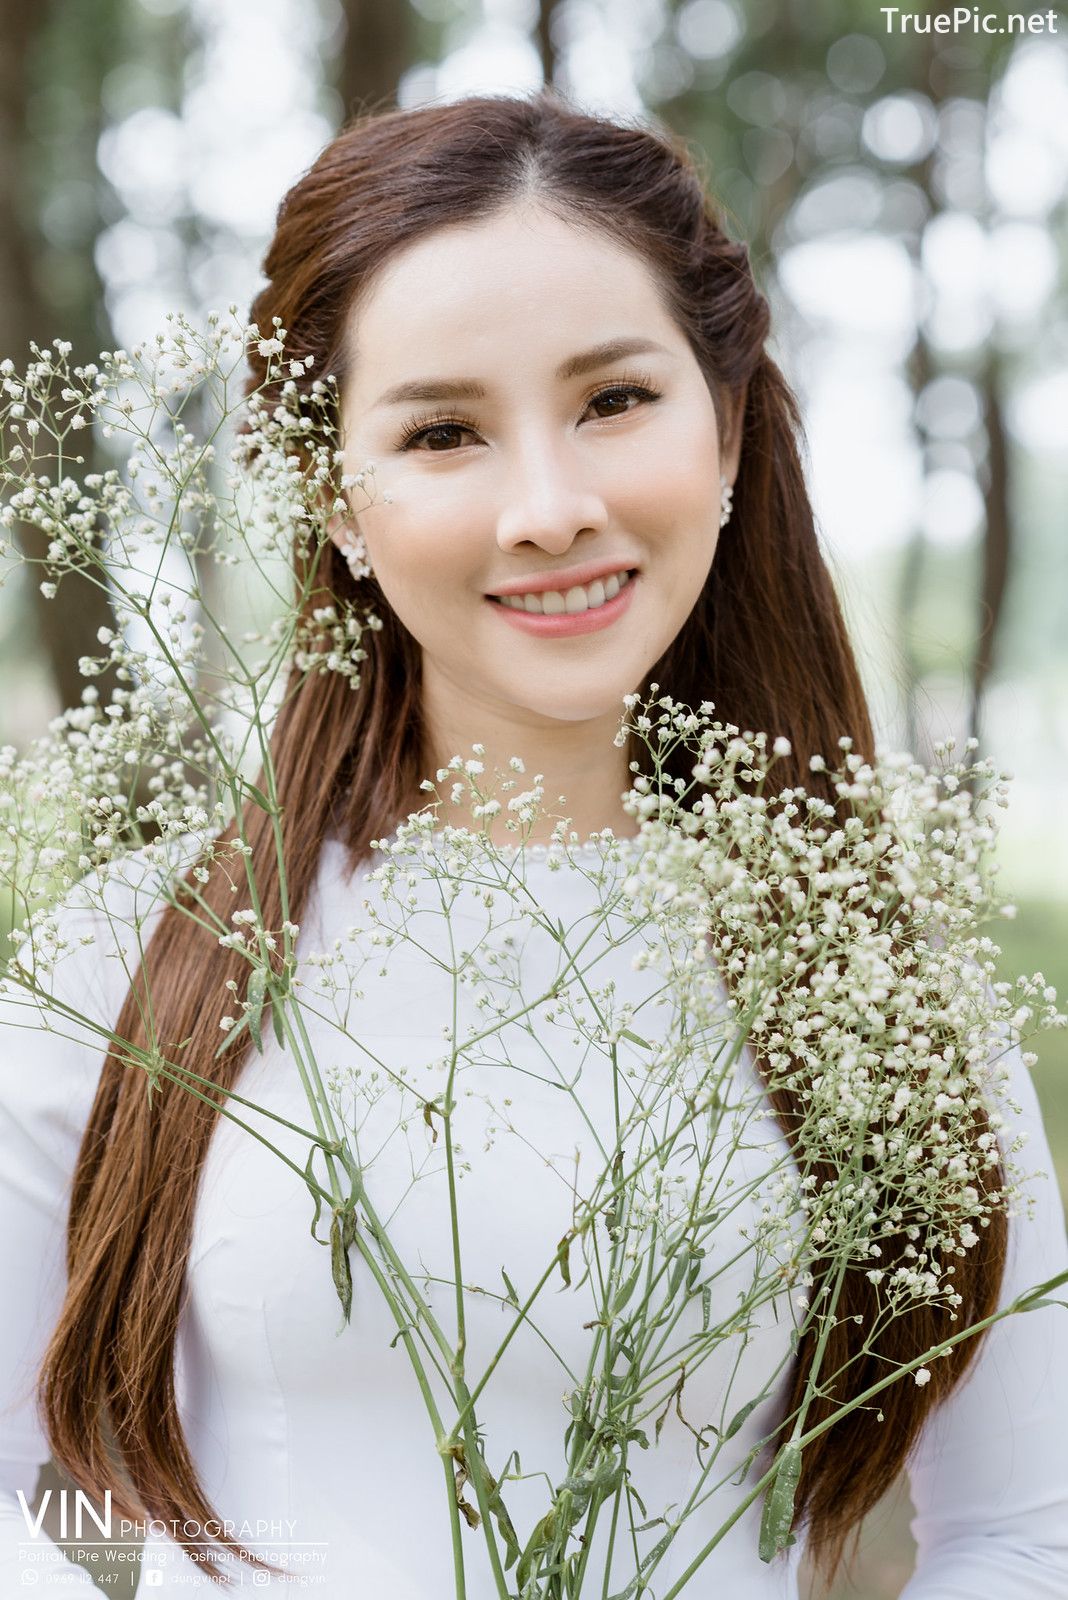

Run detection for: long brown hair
[[40, 90, 1007, 1591]]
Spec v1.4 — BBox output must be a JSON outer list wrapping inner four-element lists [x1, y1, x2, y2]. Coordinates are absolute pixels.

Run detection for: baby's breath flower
[[0, 348, 1058, 1576]]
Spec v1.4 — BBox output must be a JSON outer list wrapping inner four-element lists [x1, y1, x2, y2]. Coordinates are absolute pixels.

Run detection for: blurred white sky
[[90, 0, 1068, 891]]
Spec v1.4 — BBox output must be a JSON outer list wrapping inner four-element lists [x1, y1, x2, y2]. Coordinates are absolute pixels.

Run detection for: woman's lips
[[486, 572, 638, 637]]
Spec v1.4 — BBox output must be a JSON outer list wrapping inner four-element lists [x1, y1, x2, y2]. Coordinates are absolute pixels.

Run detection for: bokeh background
[[1, 1, 1066, 1595]]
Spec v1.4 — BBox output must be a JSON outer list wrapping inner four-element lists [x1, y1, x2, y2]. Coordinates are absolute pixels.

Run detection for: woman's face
[[336, 200, 740, 734]]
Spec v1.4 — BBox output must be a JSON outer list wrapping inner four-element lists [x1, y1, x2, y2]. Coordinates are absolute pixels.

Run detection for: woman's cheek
[[377, 512, 479, 623]]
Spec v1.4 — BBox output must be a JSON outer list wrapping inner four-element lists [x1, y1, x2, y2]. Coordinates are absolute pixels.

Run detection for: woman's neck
[[416, 685, 639, 847]]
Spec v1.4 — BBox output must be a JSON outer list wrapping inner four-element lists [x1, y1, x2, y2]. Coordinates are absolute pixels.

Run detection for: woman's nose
[[494, 439, 609, 556]]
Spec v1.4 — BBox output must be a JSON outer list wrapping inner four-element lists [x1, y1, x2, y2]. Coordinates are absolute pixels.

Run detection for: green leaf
[[612, 1263, 643, 1316], [272, 992, 286, 1048], [621, 1028, 652, 1049], [723, 1397, 761, 1440], [304, 1147, 324, 1241], [516, 1508, 556, 1588], [246, 967, 267, 1054], [606, 1533, 674, 1599], [627, 1482, 648, 1520], [501, 1267, 519, 1307], [329, 1209, 354, 1323], [486, 1476, 520, 1570], [731, 1442, 761, 1487], [604, 1147, 625, 1238], [667, 1255, 689, 1299], [244, 782, 275, 813], [701, 1284, 711, 1332], [758, 1440, 802, 1563], [555, 1230, 574, 1289]]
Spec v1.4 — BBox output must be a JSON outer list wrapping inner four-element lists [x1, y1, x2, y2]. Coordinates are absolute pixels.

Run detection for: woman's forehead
[[341, 206, 683, 405]]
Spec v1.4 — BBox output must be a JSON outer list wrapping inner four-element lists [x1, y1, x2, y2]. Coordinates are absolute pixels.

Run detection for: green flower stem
[[442, 1249, 590, 1445], [3, 981, 337, 1199], [277, 1002, 349, 1215], [443, 1030, 763, 1449], [439, 901, 469, 1380], [597, 1480, 626, 1600], [456, 1398, 511, 1600], [20, 941, 320, 1155], [658, 1266, 1068, 1600], [351, 1179, 464, 1376], [342, 1192, 472, 1600]]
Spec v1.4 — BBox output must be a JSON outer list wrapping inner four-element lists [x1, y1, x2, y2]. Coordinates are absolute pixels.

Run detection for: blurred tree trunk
[[657, 0, 806, 270], [0, 9, 38, 341], [898, 331, 935, 763], [900, 44, 1014, 764], [970, 355, 1011, 745], [895, 24, 941, 767], [337, 0, 416, 119], [535, 0, 560, 86], [0, 0, 124, 717], [657, 0, 1017, 764]]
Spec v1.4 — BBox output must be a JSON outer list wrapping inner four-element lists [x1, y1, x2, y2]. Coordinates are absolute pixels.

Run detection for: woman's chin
[[497, 686, 635, 728]]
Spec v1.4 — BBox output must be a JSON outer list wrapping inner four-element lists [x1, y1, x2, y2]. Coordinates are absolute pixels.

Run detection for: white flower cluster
[[2, 315, 1064, 1588], [1, 634, 1063, 1588], [0, 658, 225, 912], [277, 712, 1065, 1588], [610, 692, 1065, 1316], [0, 313, 384, 909], [2, 315, 250, 574]]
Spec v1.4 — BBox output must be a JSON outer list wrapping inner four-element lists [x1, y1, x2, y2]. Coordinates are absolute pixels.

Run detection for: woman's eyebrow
[[371, 337, 672, 409]]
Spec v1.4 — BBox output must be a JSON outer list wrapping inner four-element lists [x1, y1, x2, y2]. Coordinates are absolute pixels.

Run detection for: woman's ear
[[720, 384, 747, 487], [328, 460, 381, 552], [325, 495, 373, 581], [321, 452, 379, 576]]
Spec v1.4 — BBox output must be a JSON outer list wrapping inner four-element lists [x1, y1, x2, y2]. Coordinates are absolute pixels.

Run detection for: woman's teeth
[[495, 569, 633, 615]]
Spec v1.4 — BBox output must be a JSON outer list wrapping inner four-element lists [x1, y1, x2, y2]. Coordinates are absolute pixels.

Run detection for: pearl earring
[[340, 530, 372, 581], [719, 474, 734, 530]]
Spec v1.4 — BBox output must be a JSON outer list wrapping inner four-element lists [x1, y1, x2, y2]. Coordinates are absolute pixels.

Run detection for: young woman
[[2, 91, 1067, 1598]]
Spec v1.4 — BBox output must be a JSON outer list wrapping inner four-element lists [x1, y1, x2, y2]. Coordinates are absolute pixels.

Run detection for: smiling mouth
[[488, 568, 637, 617]]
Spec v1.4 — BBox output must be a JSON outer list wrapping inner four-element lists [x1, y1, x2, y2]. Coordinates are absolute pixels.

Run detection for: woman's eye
[[400, 419, 476, 452], [398, 380, 660, 452], [587, 383, 659, 419]]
